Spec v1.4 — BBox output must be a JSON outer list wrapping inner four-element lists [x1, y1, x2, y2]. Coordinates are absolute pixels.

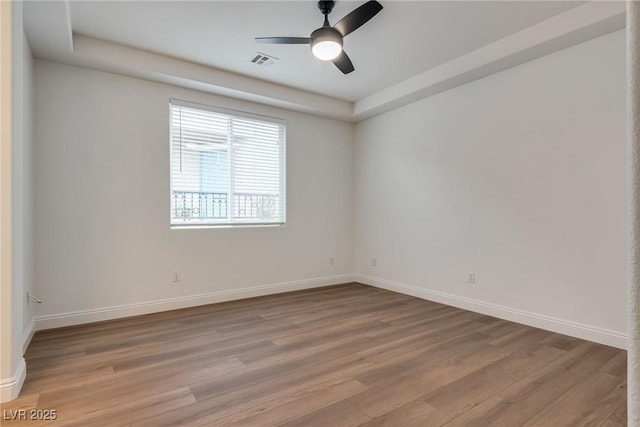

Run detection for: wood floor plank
[[362, 398, 451, 427], [522, 372, 623, 426], [541, 333, 585, 351], [349, 328, 551, 418], [282, 400, 372, 427], [20, 363, 115, 395], [133, 356, 375, 426], [423, 344, 566, 418], [212, 378, 367, 426], [599, 351, 627, 378], [600, 401, 627, 427], [442, 342, 619, 426], [35, 357, 246, 420], [48, 387, 197, 427], [1, 283, 626, 427], [574, 379, 626, 427], [353, 328, 491, 388]]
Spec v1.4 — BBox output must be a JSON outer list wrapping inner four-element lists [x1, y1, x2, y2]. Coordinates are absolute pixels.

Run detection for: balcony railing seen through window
[[172, 191, 280, 221]]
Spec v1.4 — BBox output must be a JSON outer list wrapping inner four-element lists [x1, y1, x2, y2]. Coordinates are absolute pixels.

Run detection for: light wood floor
[[1, 283, 627, 426]]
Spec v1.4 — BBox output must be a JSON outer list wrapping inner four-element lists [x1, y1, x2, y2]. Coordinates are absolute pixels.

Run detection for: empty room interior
[[1, 0, 637, 425]]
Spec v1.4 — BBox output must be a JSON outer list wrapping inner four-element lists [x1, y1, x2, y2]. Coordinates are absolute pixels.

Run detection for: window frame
[[169, 98, 287, 229]]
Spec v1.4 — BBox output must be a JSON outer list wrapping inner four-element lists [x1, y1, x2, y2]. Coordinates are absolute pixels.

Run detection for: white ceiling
[[66, 1, 584, 102], [23, 1, 625, 121]]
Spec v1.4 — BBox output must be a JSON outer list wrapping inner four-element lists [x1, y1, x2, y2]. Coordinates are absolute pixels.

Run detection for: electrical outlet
[[467, 272, 476, 284], [330, 257, 335, 266], [172, 272, 181, 283], [372, 257, 377, 267]]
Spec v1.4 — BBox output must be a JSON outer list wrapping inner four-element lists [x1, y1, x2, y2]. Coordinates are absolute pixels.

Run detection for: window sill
[[170, 223, 286, 230]]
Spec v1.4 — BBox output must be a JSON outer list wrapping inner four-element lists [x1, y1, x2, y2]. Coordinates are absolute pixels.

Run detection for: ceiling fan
[[255, 0, 383, 75]]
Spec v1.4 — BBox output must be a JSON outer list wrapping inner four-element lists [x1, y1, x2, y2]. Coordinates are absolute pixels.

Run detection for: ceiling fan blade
[[332, 50, 354, 74], [255, 37, 311, 44], [333, 1, 383, 37]]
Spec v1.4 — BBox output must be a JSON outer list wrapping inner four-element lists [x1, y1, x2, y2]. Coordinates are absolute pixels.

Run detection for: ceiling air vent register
[[251, 53, 278, 67]]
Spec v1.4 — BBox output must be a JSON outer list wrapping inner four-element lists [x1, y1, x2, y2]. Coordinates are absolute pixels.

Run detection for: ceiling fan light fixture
[[310, 27, 343, 61], [312, 40, 342, 60]]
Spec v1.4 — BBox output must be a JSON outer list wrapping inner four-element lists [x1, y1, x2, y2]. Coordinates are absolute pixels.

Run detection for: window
[[170, 100, 286, 227]]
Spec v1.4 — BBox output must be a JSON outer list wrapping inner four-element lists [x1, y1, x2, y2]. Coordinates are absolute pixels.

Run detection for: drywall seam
[[34, 274, 354, 330], [355, 274, 627, 350]]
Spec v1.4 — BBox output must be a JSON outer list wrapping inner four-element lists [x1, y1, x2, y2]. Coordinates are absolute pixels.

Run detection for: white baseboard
[[34, 274, 354, 331], [31, 272, 625, 349], [22, 318, 35, 354], [0, 357, 26, 403], [355, 274, 627, 350]]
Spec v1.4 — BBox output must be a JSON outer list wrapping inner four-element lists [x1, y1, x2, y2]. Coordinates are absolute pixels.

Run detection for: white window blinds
[[170, 100, 286, 226]]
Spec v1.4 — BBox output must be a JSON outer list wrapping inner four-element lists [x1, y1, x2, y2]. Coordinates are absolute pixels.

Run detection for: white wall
[[1, 0, 32, 402], [354, 30, 627, 346], [20, 29, 35, 348], [34, 60, 354, 323]]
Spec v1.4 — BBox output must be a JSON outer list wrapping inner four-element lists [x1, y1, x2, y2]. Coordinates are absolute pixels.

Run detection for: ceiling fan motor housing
[[310, 27, 343, 46]]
